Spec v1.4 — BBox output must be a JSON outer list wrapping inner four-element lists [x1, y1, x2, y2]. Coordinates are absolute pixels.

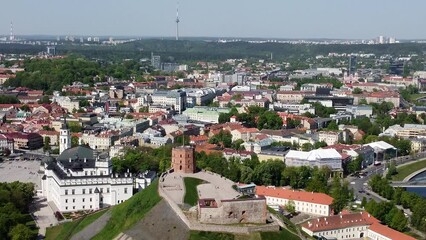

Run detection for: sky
[[1, 0, 426, 39]]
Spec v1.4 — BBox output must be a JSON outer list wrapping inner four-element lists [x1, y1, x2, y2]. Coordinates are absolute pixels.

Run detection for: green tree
[[43, 136, 51, 152], [38, 95, 51, 104], [330, 178, 353, 214], [257, 111, 283, 130], [20, 105, 30, 112], [71, 136, 79, 147], [301, 143, 314, 151], [352, 87, 363, 94], [285, 200, 296, 214], [8, 224, 36, 240]]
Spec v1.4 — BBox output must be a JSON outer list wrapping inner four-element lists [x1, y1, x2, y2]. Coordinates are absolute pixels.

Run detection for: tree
[[71, 136, 79, 147], [301, 143, 314, 151], [8, 224, 36, 240], [313, 141, 327, 149], [285, 200, 296, 214], [330, 178, 353, 214], [231, 139, 245, 150], [286, 119, 301, 129], [139, 106, 149, 113], [43, 136, 51, 152], [361, 196, 367, 208], [79, 99, 90, 107], [352, 87, 363, 94], [257, 111, 283, 130], [68, 122, 82, 133], [38, 95, 52, 104], [20, 105, 30, 112], [326, 121, 338, 131]]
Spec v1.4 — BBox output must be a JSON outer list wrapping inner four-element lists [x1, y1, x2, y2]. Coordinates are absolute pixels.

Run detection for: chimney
[[69, 158, 71, 163]]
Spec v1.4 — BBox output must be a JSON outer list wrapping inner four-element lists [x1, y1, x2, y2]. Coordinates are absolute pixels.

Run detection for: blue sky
[[1, 0, 426, 39]]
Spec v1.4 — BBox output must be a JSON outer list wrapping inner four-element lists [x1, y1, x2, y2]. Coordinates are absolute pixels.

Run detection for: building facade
[[256, 186, 333, 216]]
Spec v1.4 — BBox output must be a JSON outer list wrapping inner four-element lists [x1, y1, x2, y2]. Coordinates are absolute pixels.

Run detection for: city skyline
[[1, 0, 426, 39]]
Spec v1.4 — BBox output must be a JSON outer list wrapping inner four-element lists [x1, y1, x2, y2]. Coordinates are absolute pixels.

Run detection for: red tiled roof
[[256, 186, 334, 205], [368, 223, 416, 240], [301, 211, 379, 232]]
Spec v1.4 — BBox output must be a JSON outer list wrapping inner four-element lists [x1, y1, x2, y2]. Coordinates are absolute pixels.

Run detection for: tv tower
[[9, 21, 15, 42], [175, 2, 180, 41]]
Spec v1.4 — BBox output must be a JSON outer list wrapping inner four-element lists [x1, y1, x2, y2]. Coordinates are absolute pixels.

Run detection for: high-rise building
[[151, 52, 161, 69], [47, 46, 56, 56], [378, 36, 384, 44], [348, 55, 357, 76], [389, 60, 404, 76]]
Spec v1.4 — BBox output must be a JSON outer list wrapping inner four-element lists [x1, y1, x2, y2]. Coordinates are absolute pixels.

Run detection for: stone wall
[[199, 199, 267, 225]]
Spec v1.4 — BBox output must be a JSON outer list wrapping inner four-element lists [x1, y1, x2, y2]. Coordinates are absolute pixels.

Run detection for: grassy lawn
[[409, 93, 426, 102], [189, 231, 235, 240], [45, 209, 107, 240], [392, 159, 426, 181], [260, 229, 301, 240], [92, 180, 161, 240], [183, 177, 205, 206]]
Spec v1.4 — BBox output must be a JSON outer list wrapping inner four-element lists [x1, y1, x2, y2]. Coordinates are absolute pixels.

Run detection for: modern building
[[150, 90, 187, 114], [285, 149, 342, 172], [348, 55, 357, 76], [380, 124, 426, 138], [344, 105, 373, 118], [256, 186, 333, 216], [182, 107, 230, 124]]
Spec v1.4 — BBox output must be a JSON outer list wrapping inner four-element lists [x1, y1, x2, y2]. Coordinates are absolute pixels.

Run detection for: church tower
[[59, 117, 71, 154]]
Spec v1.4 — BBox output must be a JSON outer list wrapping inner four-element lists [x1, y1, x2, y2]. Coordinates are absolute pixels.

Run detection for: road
[[348, 151, 426, 214]]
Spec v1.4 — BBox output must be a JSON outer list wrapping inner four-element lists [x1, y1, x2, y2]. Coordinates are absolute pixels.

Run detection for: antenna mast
[[10, 21, 14, 42], [176, 2, 180, 41]]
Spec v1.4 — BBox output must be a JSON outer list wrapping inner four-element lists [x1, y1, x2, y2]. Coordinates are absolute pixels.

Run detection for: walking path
[[71, 211, 111, 240]]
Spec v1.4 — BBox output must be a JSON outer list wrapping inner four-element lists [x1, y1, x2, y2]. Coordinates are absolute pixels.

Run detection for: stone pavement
[[31, 196, 58, 238], [160, 170, 240, 206]]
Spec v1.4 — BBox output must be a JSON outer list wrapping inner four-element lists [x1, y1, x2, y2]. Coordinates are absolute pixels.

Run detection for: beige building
[[256, 186, 333, 216]]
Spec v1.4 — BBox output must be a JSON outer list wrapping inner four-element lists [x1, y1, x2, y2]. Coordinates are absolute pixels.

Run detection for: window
[[82, 189, 86, 194], [89, 188, 92, 194], [83, 205, 85, 209], [90, 198, 92, 202], [100, 188, 103, 193], [72, 189, 75, 195], [73, 199, 75, 203], [107, 188, 110, 193], [65, 207, 68, 210], [124, 188, 128, 194], [82, 198, 85, 202], [65, 199, 68, 203], [73, 206, 75, 210], [90, 205, 92, 208], [65, 190, 68, 195]]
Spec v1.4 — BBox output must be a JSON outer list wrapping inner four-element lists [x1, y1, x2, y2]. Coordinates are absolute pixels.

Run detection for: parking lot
[[0, 160, 42, 189]]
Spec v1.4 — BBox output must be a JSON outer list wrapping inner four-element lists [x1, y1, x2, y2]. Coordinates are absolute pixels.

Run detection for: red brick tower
[[172, 146, 196, 173]]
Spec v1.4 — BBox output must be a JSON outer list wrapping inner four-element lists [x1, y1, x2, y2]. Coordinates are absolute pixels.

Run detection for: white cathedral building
[[41, 118, 156, 212]]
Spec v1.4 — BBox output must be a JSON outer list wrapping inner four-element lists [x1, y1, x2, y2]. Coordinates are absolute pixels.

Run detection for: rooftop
[[256, 186, 333, 205]]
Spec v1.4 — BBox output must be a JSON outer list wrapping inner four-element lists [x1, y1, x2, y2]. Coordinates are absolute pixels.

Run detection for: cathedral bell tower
[[59, 116, 71, 154]]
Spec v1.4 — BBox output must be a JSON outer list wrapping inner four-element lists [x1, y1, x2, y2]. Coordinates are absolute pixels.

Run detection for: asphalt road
[[348, 152, 426, 216]]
